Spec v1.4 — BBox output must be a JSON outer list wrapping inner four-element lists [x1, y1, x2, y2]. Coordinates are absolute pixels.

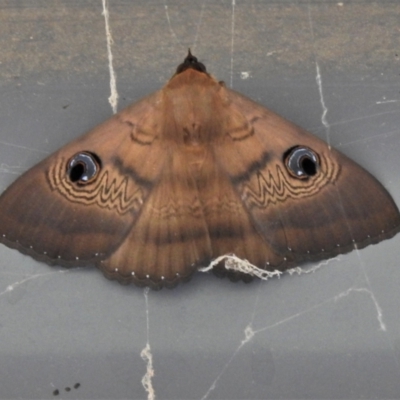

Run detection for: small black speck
[[74, 383, 81, 389], [65, 387, 71, 392], [62, 104, 70, 109], [53, 389, 59, 396]]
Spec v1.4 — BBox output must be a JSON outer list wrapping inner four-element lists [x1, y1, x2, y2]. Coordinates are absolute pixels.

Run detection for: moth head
[[175, 49, 207, 74], [67, 151, 101, 185], [284, 146, 319, 179]]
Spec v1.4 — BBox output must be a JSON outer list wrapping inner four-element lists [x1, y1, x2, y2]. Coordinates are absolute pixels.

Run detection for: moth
[[0, 52, 399, 289]]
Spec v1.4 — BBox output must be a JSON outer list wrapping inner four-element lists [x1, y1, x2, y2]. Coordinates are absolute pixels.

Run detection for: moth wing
[[0, 92, 169, 265], [213, 88, 400, 267], [191, 148, 292, 280], [98, 148, 213, 289]]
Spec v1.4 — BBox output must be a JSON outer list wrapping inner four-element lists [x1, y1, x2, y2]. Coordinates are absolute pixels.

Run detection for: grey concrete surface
[[0, 1, 400, 399]]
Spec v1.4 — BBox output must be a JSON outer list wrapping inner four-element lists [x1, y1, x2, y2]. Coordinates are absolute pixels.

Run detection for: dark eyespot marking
[[67, 152, 101, 184], [284, 146, 319, 179]]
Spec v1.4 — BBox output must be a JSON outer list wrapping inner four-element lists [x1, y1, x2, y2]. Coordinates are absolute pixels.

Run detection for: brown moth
[[0, 52, 399, 289]]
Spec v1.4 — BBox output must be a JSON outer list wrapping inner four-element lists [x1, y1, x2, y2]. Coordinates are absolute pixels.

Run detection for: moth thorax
[[182, 122, 206, 146]]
